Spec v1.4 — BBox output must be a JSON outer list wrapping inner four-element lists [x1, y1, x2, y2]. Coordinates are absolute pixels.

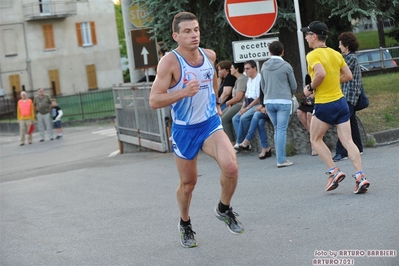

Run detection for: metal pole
[[294, 0, 308, 84], [121, 0, 141, 83]]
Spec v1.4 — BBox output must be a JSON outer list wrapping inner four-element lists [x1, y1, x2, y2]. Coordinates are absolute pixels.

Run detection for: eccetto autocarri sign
[[232, 37, 279, 63]]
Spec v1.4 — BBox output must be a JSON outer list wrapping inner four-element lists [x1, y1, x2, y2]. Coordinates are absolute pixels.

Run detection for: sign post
[[224, 0, 278, 38], [130, 29, 158, 70]]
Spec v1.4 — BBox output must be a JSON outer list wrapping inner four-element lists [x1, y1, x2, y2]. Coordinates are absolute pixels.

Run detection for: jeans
[[232, 105, 257, 144], [220, 103, 227, 111], [245, 111, 269, 148], [335, 102, 363, 156], [265, 103, 291, 164]]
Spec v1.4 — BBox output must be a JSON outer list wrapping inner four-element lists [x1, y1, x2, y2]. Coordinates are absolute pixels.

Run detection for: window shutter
[[48, 25, 55, 48], [86, 64, 98, 90], [90, 21, 97, 45], [76, 23, 83, 46], [42, 24, 55, 49]]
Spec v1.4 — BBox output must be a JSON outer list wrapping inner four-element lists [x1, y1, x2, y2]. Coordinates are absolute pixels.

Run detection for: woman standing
[[261, 41, 297, 167], [332, 32, 364, 162]]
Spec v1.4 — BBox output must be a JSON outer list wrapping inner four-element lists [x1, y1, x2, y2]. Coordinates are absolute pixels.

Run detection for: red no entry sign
[[224, 0, 278, 38]]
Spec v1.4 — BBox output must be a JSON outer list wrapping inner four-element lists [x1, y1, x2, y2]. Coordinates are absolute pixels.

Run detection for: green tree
[[387, 8, 399, 42], [133, 0, 246, 60], [330, 0, 399, 47], [114, 3, 127, 58], [132, 0, 396, 87]]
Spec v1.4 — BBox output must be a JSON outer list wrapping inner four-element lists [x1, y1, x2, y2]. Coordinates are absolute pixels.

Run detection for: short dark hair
[[268, 41, 284, 56], [338, 32, 359, 52], [232, 62, 244, 74], [244, 60, 257, 70], [172, 12, 197, 33], [217, 60, 232, 71], [317, 35, 328, 42]]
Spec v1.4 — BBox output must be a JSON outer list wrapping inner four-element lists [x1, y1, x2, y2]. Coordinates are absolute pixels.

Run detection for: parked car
[[356, 49, 397, 71]]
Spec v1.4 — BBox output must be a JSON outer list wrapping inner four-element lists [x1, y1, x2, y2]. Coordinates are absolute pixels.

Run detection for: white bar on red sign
[[228, 0, 275, 17]]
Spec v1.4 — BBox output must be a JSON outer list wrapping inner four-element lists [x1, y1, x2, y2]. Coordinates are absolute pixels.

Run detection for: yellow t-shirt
[[306, 47, 346, 104]]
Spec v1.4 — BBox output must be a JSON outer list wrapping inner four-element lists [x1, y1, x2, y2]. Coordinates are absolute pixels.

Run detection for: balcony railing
[[23, 1, 77, 21]]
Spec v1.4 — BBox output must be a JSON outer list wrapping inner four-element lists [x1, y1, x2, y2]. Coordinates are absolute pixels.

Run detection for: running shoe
[[325, 168, 346, 191], [353, 173, 370, 194], [178, 222, 197, 248], [214, 206, 245, 235]]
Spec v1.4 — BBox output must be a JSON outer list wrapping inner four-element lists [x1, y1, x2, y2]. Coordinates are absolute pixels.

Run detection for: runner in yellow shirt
[[301, 21, 370, 194]]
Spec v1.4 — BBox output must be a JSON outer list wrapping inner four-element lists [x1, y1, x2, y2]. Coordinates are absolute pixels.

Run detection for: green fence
[[55, 89, 115, 121]]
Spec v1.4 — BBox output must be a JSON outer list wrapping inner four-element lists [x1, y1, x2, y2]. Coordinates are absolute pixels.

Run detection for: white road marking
[[108, 150, 120, 157], [91, 128, 116, 137]]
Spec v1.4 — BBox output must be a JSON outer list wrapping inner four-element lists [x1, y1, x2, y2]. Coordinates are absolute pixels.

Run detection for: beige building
[[0, 0, 123, 99]]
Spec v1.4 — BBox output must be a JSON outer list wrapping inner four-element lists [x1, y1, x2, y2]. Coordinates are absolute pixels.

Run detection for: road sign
[[128, 3, 152, 28], [232, 37, 279, 62], [224, 0, 278, 38], [130, 28, 158, 69]]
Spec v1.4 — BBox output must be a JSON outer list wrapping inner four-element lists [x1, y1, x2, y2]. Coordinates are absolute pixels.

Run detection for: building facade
[[0, 0, 123, 99]]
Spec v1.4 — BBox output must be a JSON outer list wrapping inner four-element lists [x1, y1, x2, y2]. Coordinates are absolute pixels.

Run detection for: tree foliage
[[130, 0, 398, 87], [132, 0, 246, 60], [114, 4, 127, 58], [330, 0, 399, 47]]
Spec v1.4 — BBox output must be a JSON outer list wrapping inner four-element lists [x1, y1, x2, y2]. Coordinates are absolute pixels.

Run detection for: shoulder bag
[[355, 85, 369, 111]]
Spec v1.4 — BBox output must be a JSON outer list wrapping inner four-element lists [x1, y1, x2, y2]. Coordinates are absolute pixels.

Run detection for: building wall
[[0, 0, 123, 98]]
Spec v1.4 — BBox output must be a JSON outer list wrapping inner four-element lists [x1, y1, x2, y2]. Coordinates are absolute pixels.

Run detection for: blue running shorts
[[171, 115, 223, 160], [313, 97, 350, 125]]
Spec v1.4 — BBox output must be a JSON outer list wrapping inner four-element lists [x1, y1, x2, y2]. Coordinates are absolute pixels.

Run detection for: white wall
[[0, 0, 123, 96]]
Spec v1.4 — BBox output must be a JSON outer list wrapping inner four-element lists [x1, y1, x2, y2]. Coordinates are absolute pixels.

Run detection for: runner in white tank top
[[168, 48, 217, 125], [149, 12, 245, 248]]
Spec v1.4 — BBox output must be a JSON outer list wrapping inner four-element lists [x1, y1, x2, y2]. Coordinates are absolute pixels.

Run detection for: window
[[86, 64, 98, 90], [48, 69, 61, 95], [76, 22, 97, 47], [3, 29, 17, 56], [42, 24, 55, 50], [40, 0, 51, 14]]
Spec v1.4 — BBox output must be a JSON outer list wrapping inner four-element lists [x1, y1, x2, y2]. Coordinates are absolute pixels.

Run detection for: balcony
[[23, 1, 77, 21]]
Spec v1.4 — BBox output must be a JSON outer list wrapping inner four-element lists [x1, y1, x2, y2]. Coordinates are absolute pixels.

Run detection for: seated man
[[232, 60, 261, 150]]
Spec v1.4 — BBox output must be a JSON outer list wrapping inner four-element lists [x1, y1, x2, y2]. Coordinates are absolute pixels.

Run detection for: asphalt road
[[1, 124, 398, 266]]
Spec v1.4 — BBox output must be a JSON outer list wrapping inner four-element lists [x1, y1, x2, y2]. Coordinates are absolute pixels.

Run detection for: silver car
[[356, 49, 397, 71]]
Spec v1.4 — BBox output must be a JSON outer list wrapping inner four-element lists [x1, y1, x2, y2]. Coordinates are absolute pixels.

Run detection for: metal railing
[[356, 46, 399, 71], [0, 89, 115, 121], [55, 89, 115, 120], [112, 83, 171, 153], [0, 98, 15, 118], [23, 1, 77, 20]]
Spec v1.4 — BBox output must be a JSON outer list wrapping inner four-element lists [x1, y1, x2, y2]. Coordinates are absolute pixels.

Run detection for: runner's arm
[[149, 54, 198, 109]]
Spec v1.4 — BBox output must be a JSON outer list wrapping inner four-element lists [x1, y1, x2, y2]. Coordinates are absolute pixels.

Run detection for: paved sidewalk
[[1, 125, 398, 266]]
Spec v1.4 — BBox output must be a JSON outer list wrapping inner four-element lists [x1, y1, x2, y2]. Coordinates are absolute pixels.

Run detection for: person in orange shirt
[[17, 91, 35, 146]]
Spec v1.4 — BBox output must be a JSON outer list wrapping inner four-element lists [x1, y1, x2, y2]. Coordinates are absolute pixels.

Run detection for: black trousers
[[335, 102, 363, 156]]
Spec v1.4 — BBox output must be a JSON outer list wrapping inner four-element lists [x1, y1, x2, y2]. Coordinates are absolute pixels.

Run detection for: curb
[[1, 120, 399, 147], [0, 117, 115, 136], [371, 128, 399, 146]]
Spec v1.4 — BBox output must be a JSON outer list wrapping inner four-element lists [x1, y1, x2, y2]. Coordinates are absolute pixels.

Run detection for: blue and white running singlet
[[168, 48, 217, 125]]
